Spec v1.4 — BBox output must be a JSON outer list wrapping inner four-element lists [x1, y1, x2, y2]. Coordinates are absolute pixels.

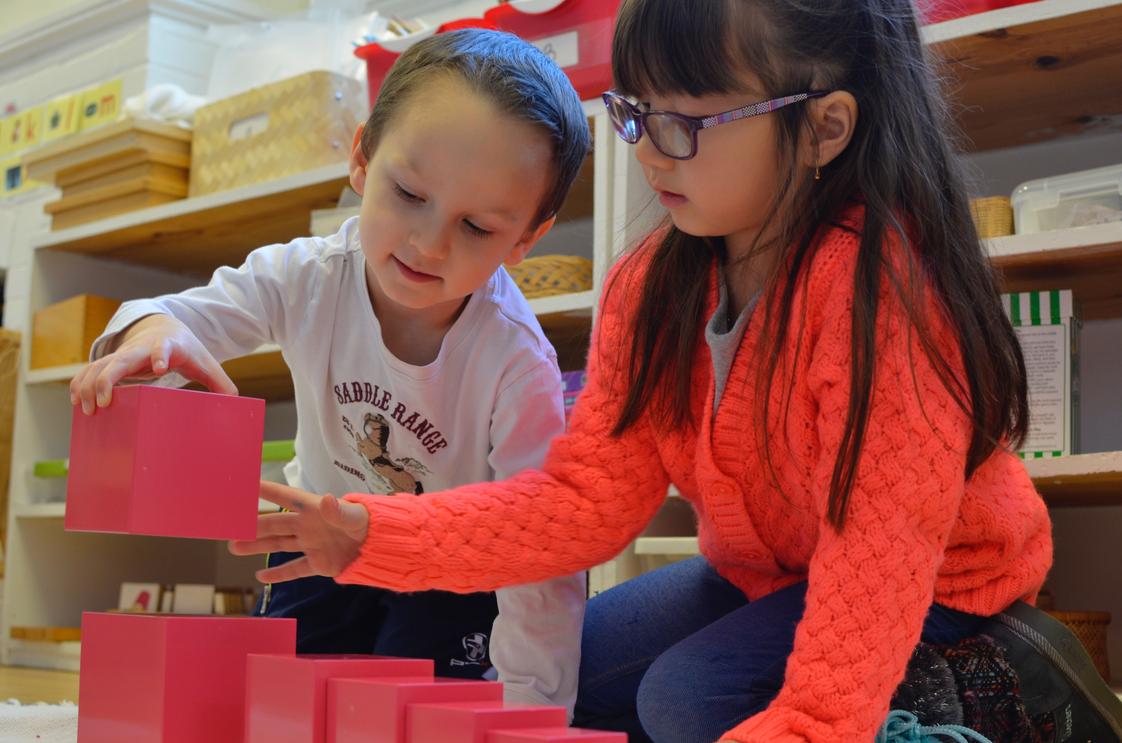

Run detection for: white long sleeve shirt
[[92, 218, 585, 715]]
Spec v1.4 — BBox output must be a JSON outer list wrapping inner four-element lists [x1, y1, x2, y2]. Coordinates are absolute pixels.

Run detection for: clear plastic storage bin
[[1011, 163, 1122, 234]]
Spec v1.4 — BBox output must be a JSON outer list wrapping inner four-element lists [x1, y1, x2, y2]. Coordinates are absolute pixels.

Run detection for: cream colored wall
[[1, 0, 309, 35]]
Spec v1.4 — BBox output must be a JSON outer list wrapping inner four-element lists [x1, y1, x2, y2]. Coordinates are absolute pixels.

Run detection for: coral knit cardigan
[[339, 208, 1052, 742]]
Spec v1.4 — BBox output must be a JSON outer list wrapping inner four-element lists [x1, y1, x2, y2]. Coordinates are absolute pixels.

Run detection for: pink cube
[[488, 729, 627, 742], [66, 385, 264, 540], [78, 611, 295, 743], [330, 676, 504, 743], [408, 702, 568, 743], [246, 654, 433, 743]]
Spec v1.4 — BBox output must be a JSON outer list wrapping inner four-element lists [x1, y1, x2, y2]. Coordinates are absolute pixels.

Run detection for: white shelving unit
[[0, 84, 643, 668]]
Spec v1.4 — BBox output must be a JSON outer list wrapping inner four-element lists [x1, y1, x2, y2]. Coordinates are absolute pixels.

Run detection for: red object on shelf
[[922, 0, 1040, 24], [487, 728, 627, 742], [407, 701, 568, 743], [245, 654, 433, 743], [77, 612, 295, 743], [484, 0, 622, 101], [65, 385, 264, 540], [329, 676, 503, 743], [354, 18, 499, 108]]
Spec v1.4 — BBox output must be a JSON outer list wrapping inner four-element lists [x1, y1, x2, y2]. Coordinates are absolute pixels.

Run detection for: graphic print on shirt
[[450, 631, 490, 668], [334, 379, 446, 495], [351, 412, 430, 494]]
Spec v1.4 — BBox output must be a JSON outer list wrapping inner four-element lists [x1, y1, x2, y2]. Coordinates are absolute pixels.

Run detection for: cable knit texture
[[338, 206, 1052, 743]]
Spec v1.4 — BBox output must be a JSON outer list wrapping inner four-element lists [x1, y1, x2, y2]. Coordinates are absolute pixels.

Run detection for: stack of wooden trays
[[23, 118, 191, 230]]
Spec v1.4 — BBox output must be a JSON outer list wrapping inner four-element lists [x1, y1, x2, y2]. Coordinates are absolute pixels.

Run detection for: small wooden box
[[189, 70, 366, 197], [31, 294, 121, 369], [23, 118, 191, 230], [24, 118, 190, 185]]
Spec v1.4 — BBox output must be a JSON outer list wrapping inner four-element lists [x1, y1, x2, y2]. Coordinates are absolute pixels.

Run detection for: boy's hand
[[69, 314, 237, 414], [228, 481, 370, 584]]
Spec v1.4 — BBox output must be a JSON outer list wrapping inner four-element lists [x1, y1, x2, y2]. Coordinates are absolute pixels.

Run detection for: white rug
[[0, 700, 78, 743]]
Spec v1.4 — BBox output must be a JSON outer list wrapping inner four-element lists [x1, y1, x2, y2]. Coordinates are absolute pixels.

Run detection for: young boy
[[70, 29, 591, 714]]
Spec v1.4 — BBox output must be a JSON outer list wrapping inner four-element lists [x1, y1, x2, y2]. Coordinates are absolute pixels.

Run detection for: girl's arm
[[237, 253, 672, 594]]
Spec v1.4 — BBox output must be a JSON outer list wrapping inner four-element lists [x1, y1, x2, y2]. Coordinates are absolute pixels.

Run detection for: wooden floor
[[0, 665, 79, 703]]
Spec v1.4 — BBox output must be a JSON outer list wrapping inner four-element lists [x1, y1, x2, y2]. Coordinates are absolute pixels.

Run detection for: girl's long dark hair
[[608, 0, 1028, 529]]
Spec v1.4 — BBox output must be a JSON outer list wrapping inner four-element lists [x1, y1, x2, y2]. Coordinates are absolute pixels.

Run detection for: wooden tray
[[23, 118, 191, 185], [45, 174, 188, 230]]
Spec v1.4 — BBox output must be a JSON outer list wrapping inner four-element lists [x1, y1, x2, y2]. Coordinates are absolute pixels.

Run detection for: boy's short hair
[[360, 28, 591, 228]]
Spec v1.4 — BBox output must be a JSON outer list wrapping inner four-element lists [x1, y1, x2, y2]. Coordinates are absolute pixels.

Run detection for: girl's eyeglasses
[[602, 90, 829, 161]]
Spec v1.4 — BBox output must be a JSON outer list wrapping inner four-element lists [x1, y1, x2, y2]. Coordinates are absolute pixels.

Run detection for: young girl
[[231, 1, 1122, 741]]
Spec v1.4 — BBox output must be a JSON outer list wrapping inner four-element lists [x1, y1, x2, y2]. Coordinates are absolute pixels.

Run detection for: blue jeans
[[255, 551, 499, 678], [572, 556, 988, 743]]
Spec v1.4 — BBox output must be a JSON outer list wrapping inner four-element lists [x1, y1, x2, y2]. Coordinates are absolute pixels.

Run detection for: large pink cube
[[66, 385, 264, 540], [246, 654, 433, 743], [330, 676, 504, 743], [78, 611, 295, 743], [487, 729, 627, 742], [408, 702, 568, 743]]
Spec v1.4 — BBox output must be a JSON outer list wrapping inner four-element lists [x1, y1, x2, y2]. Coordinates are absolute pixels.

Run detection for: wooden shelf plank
[[987, 222, 1122, 319], [14, 503, 66, 519], [528, 290, 594, 320], [925, 0, 1122, 150], [26, 345, 294, 402], [1028, 451, 1122, 507], [634, 536, 699, 556], [32, 163, 350, 276]]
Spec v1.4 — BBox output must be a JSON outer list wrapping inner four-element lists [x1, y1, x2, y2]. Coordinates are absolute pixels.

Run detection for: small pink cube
[[246, 654, 433, 743], [407, 701, 568, 743], [65, 385, 264, 540], [78, 611, 295, 743], [329, 676, 504, 743]]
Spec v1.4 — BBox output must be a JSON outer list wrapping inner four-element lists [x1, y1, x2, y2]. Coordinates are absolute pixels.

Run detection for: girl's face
[[349, 76, 554, 321], [634, 75, 784, 254]]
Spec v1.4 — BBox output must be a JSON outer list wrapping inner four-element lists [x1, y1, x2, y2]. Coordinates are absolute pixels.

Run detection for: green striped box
[[1004, 290, 1079, 459]]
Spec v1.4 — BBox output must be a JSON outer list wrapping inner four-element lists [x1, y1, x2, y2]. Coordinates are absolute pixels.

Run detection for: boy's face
[[349, 76, 555, 319]]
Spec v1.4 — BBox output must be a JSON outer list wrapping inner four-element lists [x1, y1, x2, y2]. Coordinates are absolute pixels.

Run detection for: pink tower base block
[[329, 676, 504, 743], [78, 611, 295, 743], [408, 701, 568, 743], [246, 654, 433, 743], [65, 385, 265, 540], [488, 729, 628, 742]]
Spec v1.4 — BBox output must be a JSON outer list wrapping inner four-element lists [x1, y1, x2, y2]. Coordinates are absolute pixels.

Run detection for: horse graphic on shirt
[[354, 412, 427, 495]]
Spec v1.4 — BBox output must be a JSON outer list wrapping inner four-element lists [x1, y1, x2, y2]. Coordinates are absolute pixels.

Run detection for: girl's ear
[[349, 123, 369, 196], [801, 91, 858, 171]]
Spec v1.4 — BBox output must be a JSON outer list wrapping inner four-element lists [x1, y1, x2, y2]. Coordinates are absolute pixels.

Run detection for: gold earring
[[814, 166, 822, 181]]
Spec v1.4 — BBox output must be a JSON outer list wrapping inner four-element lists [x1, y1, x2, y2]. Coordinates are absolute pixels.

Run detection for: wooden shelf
[[634, 536, 699, 556], [31, 163, 350, 276], [925, 0, 1122, 150], [26, 344, 293, 402], [14, 503, 66, 519], [528, 290, 595, 329], [987, 222, 1122, 319], [1028, 451, 1122, 507]]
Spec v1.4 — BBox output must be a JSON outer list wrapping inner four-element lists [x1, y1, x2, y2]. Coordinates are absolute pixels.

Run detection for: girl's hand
[[228, 481, 370, 584], [69, 314, 237, 414]]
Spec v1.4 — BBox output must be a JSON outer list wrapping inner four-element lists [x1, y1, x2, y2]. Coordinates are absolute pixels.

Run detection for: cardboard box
[[1005, 290, 1079, 458], [30, 294, 121, 369]]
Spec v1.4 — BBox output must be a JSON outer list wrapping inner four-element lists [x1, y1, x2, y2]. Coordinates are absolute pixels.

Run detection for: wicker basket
[[506, 255, 593, 299], [1047, 610, 1111, 680], [190, 71, 366, 197], [970, 196, 1014, 238]]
